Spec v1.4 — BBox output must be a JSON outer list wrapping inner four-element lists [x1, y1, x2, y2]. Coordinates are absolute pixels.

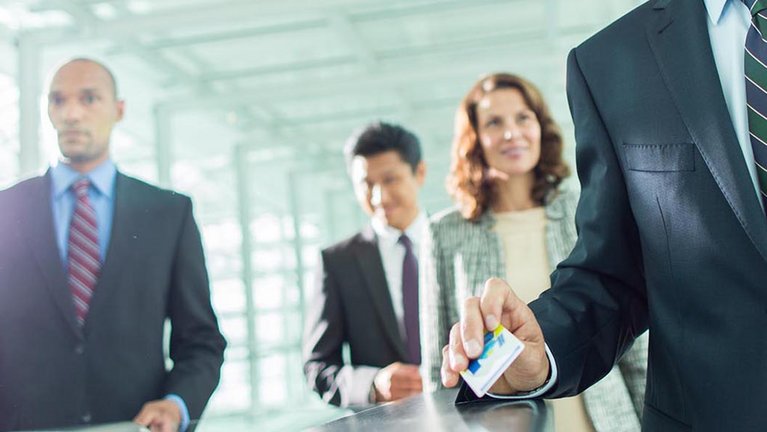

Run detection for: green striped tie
[[743, 0, 767, 212]]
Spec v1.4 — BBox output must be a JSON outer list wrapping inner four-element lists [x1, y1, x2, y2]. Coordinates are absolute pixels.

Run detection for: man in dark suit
[[303, 122, 428, 408], [442, 0, 767, 430], [0, 58, 226, 431]]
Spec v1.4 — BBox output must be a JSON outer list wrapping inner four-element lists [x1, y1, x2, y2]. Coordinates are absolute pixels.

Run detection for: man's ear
[[415, 161, 427, 186], [116, 99, 125, 122]]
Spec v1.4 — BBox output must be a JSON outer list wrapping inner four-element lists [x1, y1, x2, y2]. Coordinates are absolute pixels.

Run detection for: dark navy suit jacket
[[516, 1, 767, 430], [302, 226, 409, 408], [0, 172, 226, 431]]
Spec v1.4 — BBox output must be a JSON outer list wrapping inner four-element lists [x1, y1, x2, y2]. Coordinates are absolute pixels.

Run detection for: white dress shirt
[[371, 212, 429, 341], [350, 212, 428, 405]]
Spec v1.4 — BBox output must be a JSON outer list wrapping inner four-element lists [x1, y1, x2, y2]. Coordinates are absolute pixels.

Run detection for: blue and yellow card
[[460, 324, 524, 398]]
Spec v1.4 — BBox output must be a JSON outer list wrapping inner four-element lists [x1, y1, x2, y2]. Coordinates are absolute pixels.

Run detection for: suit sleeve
[[418, 219, 454, 391], [164, 197, 226, 420], [617, 331, 649, 418], [302, 251, 379, 408], [528, 48, 649, 397]]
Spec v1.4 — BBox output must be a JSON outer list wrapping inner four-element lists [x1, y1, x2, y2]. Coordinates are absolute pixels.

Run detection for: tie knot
[[72, 178, 91, 198], [744, 0, 767, 16], [398, 234, 413, 250]]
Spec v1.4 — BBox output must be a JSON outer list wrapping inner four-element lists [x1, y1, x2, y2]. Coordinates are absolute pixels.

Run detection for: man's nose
[[61, 101, 84, 124]]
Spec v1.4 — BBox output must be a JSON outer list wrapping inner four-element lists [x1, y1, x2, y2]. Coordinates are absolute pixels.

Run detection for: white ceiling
[[0, 0, 641, 206]]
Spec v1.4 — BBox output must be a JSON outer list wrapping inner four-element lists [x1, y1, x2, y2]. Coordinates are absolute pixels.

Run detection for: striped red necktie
[[67, 178, 101, 325]]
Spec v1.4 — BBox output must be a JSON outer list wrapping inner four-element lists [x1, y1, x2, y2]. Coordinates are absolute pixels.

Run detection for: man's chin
[[60, 143, 85, 157], [61, 153, 92, 164], [60, 150, 102, 166], [379, 214, 407, 231]]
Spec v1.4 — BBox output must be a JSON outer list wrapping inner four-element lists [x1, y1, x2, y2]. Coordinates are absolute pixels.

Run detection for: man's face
[[48, 60, 124, 168], [351, 150, 426, 231]]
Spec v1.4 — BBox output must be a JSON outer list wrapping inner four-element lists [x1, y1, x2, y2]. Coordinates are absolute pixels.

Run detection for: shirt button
[[74, 345, 84, 355], [82, 412, 92, 423]]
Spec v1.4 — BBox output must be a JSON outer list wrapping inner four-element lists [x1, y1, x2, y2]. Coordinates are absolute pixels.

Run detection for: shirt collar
[[50, 159, 117, 199], [704, 0, 730, 25], [371, 211, 428, 247]]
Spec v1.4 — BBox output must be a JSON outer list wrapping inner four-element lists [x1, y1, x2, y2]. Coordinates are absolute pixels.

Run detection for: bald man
[[0, 59, 226, 431]]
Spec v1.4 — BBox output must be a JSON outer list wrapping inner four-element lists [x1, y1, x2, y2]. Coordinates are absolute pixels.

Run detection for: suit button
[[82, 412, 91, 423], [75, 345, 84, 355]]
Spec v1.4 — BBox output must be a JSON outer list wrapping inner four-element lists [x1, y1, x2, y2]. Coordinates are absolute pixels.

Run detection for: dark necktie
[[743, 0, 767, 214], [399, 234, 420, 365], [68, 178, 101, 325]]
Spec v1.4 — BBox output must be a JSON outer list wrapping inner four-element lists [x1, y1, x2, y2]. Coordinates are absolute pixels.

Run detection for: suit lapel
[[22, 173, 81, 337], [646, 0, 767, 262], [84, 173, 135, 332], [353, 227, 409, 360]]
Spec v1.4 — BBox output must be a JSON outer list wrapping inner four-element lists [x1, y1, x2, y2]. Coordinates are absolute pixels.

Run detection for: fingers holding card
[[443, 278, 550, 396], [459, 325, 525, 398]]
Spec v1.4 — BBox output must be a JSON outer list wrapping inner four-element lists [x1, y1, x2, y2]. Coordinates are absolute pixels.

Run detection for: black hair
[[343, 121, 422, 173]]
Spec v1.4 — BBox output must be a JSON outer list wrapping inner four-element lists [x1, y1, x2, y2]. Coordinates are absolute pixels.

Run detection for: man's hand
[[441, 277, 550, 395], [133, 399, 182, 432], [373, 362, 423, 402]]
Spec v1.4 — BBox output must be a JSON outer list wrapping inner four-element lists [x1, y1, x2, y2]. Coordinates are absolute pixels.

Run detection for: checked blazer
[[420, 189, 648, 432]]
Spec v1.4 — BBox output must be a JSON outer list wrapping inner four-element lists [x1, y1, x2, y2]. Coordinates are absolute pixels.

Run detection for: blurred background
[[0, 0, 642, 430]]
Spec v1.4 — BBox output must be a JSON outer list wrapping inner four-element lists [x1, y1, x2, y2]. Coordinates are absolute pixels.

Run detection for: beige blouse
[[493, 208, 595, 432]]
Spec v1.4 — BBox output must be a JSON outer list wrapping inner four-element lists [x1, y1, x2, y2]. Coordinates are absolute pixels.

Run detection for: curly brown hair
[[447, 73, 570, 221]]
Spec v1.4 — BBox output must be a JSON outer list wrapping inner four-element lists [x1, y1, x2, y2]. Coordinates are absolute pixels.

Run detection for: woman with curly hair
[[420, 73, 647, 432]]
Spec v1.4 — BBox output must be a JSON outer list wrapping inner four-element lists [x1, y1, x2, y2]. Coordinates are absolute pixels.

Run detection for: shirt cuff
[[164, 394, 190, 432], [348, 366, 381, 406], [485, 343, 558, 399]]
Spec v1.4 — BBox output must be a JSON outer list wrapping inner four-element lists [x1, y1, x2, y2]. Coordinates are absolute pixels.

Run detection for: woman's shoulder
[[428, 207, 488, 240], [550, 187, 579, 205], [545, 187, 580, 219], [429, 207, 466, 227]]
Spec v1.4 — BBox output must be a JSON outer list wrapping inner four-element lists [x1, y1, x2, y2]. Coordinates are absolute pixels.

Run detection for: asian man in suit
[[303, 122, 427, 408], [0, 58, 226, 431], [442, 0, 767, 430]]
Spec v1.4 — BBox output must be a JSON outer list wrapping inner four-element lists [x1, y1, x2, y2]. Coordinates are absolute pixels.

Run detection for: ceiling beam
[[22, 0, 522, 46], [155, 27, 581, 112], [330, 14, 376, 71], [183, 21, 592, 85], [29, 0, 96, 28], [137, 18, 329, 51]]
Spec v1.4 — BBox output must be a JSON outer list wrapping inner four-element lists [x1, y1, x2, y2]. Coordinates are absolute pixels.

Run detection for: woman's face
[[475, 88, 542, 179]]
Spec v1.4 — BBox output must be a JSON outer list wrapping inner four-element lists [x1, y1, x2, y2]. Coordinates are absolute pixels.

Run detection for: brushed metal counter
[[310, 389, 552, 432]]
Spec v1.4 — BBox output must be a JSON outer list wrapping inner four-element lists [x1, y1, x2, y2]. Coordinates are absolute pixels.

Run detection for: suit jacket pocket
[[644, 402, 692, 431], [623, 142, 695, 172]]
